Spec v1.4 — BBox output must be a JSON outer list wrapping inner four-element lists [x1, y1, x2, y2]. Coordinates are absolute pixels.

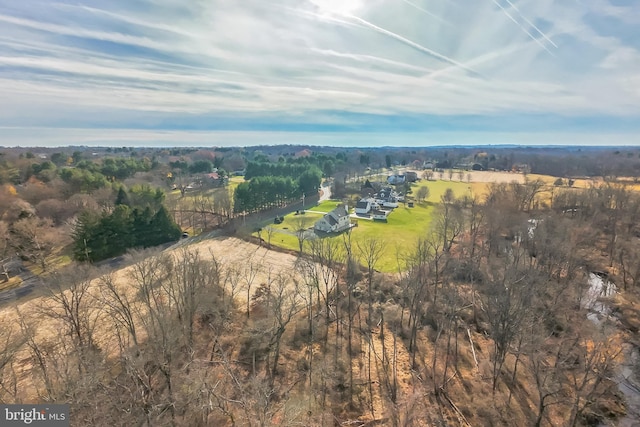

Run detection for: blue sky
[[0, 0, 639, 147]]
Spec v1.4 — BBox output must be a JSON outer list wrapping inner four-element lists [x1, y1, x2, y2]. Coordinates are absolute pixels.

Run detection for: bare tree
[[97, 271, 140, 351], [264, 226, 276, 248], [357, 237, 384, 325], [242, 251, 262, 318], [41, 264, 101, 371], [415, 186, 430, 203], [11, 217, 58, 271], [0, 324, 24, 403], [422, 170, 434, 181], [432, 190, 464, 253], [212, 187, 233, 223], [293, 215, 311, 255], [481, 255, 534, 392], [163, 247, 220, 350], [309, 237, 342, 330], [261, 274, 302, 379]]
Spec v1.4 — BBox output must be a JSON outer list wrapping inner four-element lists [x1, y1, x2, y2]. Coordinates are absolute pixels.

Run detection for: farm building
[[314, 204, 351, 233]]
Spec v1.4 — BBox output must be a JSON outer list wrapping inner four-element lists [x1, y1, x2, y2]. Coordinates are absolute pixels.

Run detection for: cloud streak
[[0, 0, 638, 146]]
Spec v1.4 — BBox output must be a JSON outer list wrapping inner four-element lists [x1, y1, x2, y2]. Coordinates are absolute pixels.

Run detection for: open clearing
[[0, 236, 301, 348], [0, 236, 302, 400], [254, 171, 601, 272], [257, 179, 495, 272]]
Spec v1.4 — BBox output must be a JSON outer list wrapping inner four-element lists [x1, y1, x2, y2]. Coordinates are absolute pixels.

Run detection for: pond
[[586, 273, 640, 426]]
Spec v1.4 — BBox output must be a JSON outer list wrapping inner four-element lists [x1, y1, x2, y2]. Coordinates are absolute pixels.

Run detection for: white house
[[375, 187, 399, 208], [372, 209, 389, 221], [355, 200, 372, 215], [314, 204, 351, 233]]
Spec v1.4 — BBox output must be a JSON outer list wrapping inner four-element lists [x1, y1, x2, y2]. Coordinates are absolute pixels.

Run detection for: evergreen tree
[[115, 187, 130, 206], [146, 206, 181, 247]]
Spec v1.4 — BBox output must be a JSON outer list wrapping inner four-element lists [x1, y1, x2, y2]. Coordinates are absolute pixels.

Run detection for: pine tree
[[115, 187, 130, 206]]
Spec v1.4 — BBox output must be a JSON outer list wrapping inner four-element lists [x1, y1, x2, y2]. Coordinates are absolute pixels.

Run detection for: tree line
[[234, 164, 321, 214], [72, 186, 181, 262]]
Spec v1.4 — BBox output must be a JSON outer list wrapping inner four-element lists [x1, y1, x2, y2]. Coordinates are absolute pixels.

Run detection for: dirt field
[[0, 236, 303, 400]]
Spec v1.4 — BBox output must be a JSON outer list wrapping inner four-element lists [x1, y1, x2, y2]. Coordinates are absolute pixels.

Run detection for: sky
[[0, 0, 639, 147]]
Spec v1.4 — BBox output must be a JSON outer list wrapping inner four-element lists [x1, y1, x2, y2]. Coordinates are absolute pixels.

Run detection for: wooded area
[[1, 146, 640, 425]]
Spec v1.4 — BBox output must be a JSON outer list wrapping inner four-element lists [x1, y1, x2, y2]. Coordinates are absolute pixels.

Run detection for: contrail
[[491, 0, 554, 55], [503, 0, 558, 48], [425, 25, 566, 81], [346, 14, 479, 76], [401, 0, 451, 26]]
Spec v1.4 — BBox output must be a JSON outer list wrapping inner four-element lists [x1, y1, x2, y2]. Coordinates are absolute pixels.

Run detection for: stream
[[586, 273, 640, 426]]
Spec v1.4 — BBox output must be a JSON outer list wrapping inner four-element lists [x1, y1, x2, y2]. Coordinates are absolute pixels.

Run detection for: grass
[[255, 176, 611, 272], [308, 200, 341, 213], [411, 179, 487, 201], [253, 180, 497, 272], [256, 196, 442, 272]]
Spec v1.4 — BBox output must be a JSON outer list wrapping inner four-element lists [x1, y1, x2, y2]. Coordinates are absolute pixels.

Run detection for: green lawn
[[308, 200, 341, 213], [252, 180, 492, 272], [411, 179, 485, 202], [255, 200, 436, 273]]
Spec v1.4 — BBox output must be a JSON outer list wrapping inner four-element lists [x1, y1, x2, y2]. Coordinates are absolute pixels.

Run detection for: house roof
[[332, 204, 348, 218], [325, 215, 338, 225], [355, 201, 369, 209]]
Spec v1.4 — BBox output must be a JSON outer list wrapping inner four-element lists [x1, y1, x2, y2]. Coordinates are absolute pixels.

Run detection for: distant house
[[387, 175, 406, 185], [314, 204, 351, 233], [355, 200, 372, 215]]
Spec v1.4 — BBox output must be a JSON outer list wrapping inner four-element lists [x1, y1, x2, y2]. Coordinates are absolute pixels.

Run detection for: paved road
[[319, 182, 332, 202], [0, 189, 324, 308], [0, 268, 43, 307]]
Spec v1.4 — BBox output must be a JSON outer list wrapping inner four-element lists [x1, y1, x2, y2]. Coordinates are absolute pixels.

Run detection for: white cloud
[[0, 0, 638, 144]]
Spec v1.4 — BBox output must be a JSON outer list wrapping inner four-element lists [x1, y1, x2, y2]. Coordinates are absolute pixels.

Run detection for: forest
[[1, 146, 640, 426]]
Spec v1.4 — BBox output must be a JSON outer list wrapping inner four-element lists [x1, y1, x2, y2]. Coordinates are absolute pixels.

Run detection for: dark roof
[[326, 215, 338, 225], [332, 204, 348, 218], [355, 201, 369, 209]]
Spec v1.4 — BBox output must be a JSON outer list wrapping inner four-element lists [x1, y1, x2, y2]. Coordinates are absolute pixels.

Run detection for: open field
[[257, 178, 502, 272], [0, 236, 303, 400]]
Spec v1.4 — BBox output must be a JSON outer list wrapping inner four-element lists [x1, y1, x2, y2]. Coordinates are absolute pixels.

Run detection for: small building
[[387, 175, 406, 185], [372, 209, 389, 221], [314, 204, 351, 233], [355, 200, 372, 215]]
